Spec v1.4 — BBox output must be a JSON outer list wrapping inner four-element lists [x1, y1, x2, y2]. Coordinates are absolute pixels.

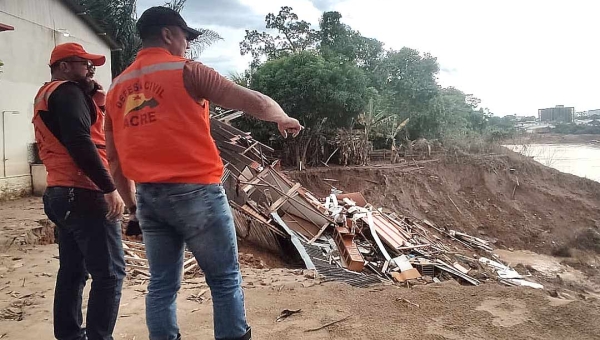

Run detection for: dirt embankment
[[288, 149, 600, 258]]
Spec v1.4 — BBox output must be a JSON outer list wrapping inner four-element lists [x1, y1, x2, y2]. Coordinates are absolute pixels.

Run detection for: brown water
[[504, 143, 600, 182]]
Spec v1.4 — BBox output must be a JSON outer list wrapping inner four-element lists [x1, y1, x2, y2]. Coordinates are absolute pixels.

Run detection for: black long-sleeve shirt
[[39, 82, 115, 193]]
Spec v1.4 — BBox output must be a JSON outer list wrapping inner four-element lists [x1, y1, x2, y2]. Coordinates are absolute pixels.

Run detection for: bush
[[551, 245, 573, 257], [553, 123, 600, 135], [572, 228, 600, 253]]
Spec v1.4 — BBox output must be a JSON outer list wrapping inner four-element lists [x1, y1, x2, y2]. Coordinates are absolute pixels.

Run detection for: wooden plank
[[391, 268, 421, 282], [122, 247, 146, 256], [396, 244, 432, 251], [183, 263, 199, 274], [241, 141, 260, 156], [217, 141, 248, 154], [125, 256, 148, 263], [126, 263, 149, 271], [336, 193, 368, 207], [271, 212, 316, 270], [230, 201, 286, 238], [132, 268, 150, 277], [123, 240, 145, 248], [283, 214, 323, 240], [123, 243, 145, 260], [183, 258, 196, 268], [269, 183, 302, 213], [308, 223, 331, 244]]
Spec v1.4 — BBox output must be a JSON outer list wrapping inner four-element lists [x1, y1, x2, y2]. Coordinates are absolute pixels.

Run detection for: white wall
[[0, 0, 113, 198]]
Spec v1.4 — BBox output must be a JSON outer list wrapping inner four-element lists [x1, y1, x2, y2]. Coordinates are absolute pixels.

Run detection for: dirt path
[[1, 244, 600, 339], [2, 167, 600, 340]]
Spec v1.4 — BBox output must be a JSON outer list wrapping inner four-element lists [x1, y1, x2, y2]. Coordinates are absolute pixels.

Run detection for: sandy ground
[[2, 244, 600, 340], [1, 198, 600, 339]]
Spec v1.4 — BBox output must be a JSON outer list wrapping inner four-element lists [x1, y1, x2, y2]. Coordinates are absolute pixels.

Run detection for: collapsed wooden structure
[[125, 111, 543, 290]]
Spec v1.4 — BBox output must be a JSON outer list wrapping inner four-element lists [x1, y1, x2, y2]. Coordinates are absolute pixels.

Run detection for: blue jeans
[[136, 183, 250, 340], [43, 187, 126, 340]]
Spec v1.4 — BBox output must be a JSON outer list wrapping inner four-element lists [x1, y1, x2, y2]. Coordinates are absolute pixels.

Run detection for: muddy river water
[[504, 143, 600, 182]]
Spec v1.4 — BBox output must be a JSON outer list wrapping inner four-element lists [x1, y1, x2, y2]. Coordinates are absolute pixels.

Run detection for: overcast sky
[[136, 0, 600, 116]]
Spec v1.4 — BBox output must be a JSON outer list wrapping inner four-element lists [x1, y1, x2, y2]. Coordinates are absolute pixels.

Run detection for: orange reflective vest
[[32, 81, 108, 191], [106, 48, 223, 184]]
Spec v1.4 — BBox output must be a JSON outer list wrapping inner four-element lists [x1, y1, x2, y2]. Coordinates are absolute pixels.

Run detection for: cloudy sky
[[136, 0, 600, 116]]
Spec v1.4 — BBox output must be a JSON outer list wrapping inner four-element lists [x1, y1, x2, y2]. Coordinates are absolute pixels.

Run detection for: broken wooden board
[[230, 201, 285, 253], [281, 213, 323, 240], [361, 212, 409, 251], [391, 268, 422, 282], [434, 260, 480, 286], [249, 168, 332, 230], [269, 183, 302, 213], [453, 262, 471, 275], [271, 212, 316, 270], [335, 192, 368, 208]]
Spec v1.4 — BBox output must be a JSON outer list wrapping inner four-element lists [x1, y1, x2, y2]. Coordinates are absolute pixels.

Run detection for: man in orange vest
[[33, 43, 126, 340], [105, 6, 302, 340]]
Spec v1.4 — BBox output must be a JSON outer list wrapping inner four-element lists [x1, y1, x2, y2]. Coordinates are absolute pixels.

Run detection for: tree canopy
[[235, 7, 512, 166]]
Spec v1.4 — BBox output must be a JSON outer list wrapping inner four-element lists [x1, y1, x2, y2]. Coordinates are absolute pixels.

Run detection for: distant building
[[588, 109, 600, 117], [538, 105, 574, 123], [576, 109, 600, 118], [517, 116, 537, 122]]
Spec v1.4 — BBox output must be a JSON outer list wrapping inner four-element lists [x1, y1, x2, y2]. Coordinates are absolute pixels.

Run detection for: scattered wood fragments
[[187, 289, 210, 303], [276, 309, 302, 322], [305, 315, 351, 332], [396, 297, 420, 308], [122, 240, 200, 278]]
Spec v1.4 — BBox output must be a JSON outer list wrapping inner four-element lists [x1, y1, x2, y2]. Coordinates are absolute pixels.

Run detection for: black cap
[[137, 6, 202, 41]]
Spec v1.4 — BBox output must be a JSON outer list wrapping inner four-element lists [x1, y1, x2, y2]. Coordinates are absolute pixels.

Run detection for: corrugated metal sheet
[[303, 242, 381, 288]]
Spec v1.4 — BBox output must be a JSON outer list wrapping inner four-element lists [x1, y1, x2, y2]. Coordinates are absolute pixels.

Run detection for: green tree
[[241, 51, 368, 165], [163, 0, 222, 60], [319, 11, 384, 71], [77, 0, 222, 77], [371, 48, 440, 139], [240, 6, 319, 68], [75, 0, 140, 78]]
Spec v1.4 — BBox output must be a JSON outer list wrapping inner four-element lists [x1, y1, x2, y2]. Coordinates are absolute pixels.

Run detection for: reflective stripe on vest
[[109, 61, 186, 91], [105, 48, 223, 184], [33, 81, 67, 110]]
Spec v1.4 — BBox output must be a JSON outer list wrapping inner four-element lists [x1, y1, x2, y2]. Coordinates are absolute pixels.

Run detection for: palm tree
[[163, 0, 223, 60], [75, 0, 140, 78], [75, 0, 222, 77]]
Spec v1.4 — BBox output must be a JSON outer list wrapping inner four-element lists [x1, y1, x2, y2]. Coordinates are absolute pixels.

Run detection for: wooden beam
[[269, 182, 302, 213]]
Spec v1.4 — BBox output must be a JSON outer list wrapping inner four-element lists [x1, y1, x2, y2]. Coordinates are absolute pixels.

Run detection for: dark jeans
[[43, 187, 126, 340]]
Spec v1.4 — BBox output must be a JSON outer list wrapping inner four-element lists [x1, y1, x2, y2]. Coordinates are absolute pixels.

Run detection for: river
[[503, 143, 600, 182]]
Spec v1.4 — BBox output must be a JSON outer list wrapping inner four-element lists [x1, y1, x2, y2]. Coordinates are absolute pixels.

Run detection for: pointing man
[[105, 6, 302, 340]]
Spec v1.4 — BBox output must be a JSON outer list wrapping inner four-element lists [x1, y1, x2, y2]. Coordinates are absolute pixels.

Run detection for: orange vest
[[32, 80, 108, 191], [106, 48, 223, 184]]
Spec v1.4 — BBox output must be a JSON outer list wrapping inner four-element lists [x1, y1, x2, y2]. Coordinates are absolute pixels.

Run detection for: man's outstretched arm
[[183, 62, 303, 138]]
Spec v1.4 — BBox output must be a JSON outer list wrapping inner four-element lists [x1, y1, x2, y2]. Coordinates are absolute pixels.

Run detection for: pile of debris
[[122, 112, 542, 291], [208, 113, 544, 290], [122, 240, 199, 280]]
